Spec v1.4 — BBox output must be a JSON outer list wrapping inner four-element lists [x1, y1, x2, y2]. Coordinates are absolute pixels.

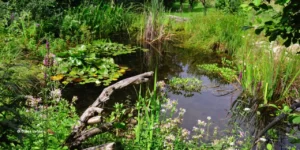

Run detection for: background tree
[[247, 0, 300, 46], [188, 0, 197, 11], [199, 0, 208, 15], [179, 0, 185, 12], [215, 0, 242, 13]]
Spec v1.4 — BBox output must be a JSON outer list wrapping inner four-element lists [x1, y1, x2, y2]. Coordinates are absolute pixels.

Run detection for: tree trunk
[[200, 0, 207, 16], [189, 0, 194, 12]]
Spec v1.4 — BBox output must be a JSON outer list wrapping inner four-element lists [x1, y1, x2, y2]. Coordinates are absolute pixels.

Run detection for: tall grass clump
[[135, 0, 172, 44], [61, 3, 134, 43], [235, 36, 300, 103], [183, 11, 246, 55]]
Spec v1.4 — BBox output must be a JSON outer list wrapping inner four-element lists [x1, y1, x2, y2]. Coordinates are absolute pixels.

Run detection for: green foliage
[[0, 63, 42, 148], [163, 0, 177, 9], [0, 11, 43, 59], [61, 3, 134, 43], [3, 0, 57, 20], [13, 96, 79, 149], [247, 0, 300, 46], [198, 63, 237, 82], [215, 0, 243, 13], [169, 77, 202, 96]]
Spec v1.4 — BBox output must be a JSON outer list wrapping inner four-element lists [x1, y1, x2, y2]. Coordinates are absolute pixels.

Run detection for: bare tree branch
[[65, 71, 154, 149]]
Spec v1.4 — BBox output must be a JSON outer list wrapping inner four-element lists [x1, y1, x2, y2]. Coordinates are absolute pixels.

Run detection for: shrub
[[215, 0, 242, 13]]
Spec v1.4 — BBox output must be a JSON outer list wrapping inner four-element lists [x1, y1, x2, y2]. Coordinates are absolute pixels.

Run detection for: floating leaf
[[118, 69, 126, 74], [51, 74, 64, 81], [292, 116, 300, 124]]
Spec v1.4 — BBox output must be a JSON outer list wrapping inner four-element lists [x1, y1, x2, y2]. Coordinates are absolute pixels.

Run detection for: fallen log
[[64, 71, 154, 149]]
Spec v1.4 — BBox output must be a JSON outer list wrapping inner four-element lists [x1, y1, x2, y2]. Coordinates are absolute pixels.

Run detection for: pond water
[[62, 42, 297, 148], [63, 42, 241, 131]]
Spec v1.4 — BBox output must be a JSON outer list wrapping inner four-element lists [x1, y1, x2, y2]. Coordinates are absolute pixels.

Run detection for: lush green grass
[[61, 3, 134, 43], [180, 11, 246, 55]]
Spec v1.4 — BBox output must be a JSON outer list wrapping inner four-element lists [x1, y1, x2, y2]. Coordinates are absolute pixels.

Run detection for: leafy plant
[[198, 63, 237, 82], [246, 0, 300, 46], [215, 0, 243, 13], [13, 94, 79, 149]]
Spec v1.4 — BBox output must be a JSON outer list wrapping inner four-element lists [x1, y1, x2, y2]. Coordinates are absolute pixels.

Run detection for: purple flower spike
[[46, 41, 50, 50], [43, 53, 55, 66], [257, 81, 262, 92], [238, 71, 243, 81]]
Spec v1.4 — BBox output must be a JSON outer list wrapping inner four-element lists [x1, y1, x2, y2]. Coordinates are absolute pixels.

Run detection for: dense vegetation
[[0, 0, 299, 149]]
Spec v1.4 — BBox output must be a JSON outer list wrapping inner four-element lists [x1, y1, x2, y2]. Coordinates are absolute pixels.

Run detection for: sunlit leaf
[[62, 81, 69, 85], [51, 74, 64, 81], [292, 116, 300, 124]]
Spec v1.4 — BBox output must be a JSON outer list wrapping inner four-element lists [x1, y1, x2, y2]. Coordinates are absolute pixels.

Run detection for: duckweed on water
[[197, 64, 237, 83], [169, 77, 202, 93]]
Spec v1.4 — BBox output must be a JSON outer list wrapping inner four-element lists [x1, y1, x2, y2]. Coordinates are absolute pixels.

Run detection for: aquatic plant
[[235, 39, 300, 102], [168, 77, 202, 96], [137, 0, 173, 45], [53, 44, 127, 85], [87, 40, 144, 56], [198, 63, 237, 82]]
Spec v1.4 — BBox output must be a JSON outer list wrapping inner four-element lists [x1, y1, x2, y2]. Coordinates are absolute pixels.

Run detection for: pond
[[63, 42, 240, 130], [62, 41, 296, 148]]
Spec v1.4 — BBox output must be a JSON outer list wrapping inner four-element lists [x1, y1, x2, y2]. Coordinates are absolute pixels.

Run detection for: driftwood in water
[[65, 71, 154, 149], [253, 102, 300, 146]]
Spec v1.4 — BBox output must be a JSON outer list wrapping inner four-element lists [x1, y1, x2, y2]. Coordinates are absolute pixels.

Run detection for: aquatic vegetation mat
[[197, 63, 237, 82], [88, 40, 145, 56], [52, 41, 141, 85], [168, 77, 202, 96]]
